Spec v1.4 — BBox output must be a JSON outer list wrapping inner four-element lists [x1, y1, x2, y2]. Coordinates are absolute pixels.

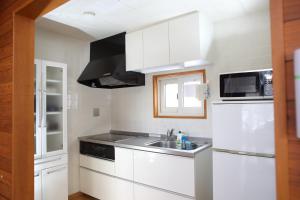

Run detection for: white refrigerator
[[212, 101, 276, 200]]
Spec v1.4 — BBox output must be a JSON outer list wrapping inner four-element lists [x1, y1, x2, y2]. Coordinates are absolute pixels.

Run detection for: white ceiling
[[42, 0, 269, 40]]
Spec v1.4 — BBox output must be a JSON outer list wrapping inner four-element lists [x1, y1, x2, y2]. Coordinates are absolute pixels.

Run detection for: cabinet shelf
[[47, 112, 62, 115], [47, 79, 62, 83], [47, 131, 62, 136], [46, 93, 62, 96]]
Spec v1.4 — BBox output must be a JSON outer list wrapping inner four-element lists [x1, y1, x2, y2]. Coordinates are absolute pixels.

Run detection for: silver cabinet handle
[[34, 172, 40, 177], [47, 166, 66, 175]]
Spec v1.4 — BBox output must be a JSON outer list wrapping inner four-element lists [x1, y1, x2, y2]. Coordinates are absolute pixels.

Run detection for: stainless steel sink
[[148, 140, 199, 150]]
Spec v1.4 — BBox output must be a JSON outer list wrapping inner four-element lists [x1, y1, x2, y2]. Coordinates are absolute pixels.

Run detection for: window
[[153, 70, 207, 119]]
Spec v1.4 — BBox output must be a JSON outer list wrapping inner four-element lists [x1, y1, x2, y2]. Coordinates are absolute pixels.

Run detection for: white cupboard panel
[[115, 147, 133, 180], [213, 151, 276, 200], [169, 13, 200, 64], [80, 154, 115, 175], [34, 171, 42, 200], [80, 168, 115, 200], [134, 184, 192, 200], [43, 165, 68, 200], [114, 178, 134, 200], [133, 150, 195, 196], [126, 30, 143, 71], [143, 22, 169, 68], [212, 102, 275, 154]]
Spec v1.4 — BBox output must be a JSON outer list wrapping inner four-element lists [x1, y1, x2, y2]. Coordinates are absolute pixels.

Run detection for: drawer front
[[80, 154, 115, 175], [134, 184, 193, 200], [133, 150, 195, 196], [80, 167, 133, 200], [80, 167, 115, 200], [115, 147, 133, 180]]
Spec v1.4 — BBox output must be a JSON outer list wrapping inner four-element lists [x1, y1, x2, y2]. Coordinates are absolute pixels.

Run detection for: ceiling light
[[83, 11, 96, 16]]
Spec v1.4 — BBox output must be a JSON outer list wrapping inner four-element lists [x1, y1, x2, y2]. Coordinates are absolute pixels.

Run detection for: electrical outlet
[[93, 108, 100, 117]]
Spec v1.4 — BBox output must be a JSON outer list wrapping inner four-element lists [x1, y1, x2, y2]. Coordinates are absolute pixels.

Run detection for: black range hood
[[77, 32, 145, 89]]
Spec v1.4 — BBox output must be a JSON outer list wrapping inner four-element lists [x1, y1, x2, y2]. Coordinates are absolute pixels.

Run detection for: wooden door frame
[[270, 0, 290, 199], [9, 0, 68, 199], [7, 0, 295, 199]]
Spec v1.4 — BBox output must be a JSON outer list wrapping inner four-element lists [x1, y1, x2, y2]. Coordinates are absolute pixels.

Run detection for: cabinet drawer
[[133, 150, 195, 196], [115, 147, 133, 180], [80, 168, 115, 200], [80, 154, 115, 175], [80, 167, 133, 200], [134, 184, 193, 200]]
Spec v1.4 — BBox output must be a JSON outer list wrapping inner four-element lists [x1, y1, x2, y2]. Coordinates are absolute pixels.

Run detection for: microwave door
[[220, 72, 260, 98]]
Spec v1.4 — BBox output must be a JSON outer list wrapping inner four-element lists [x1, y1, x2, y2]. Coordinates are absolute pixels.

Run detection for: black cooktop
[[88, 133, 133, 142]]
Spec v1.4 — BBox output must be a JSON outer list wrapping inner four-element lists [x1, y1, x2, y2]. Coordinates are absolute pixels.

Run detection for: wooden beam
[[17, 0, 68, 19]]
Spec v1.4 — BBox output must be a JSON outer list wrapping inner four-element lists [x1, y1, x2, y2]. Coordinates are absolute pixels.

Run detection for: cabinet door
[[134, 184, 192, 200], [42, 60, 67, 157], [34, 59, 42, 159], [43, 165, 68, 200], [126, 31, 143, 71], [169, 13, 200, 64], [213, 151, 275, 200], [143, 22, 170, 68], [133, 150, 195, 196], [115, 147, 133, 180], [34, 171, 42, 200]]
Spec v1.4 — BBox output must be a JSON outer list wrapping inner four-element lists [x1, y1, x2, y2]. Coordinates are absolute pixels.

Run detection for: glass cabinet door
[[34, 60, 42, 159], [42, 61, 66, 156]]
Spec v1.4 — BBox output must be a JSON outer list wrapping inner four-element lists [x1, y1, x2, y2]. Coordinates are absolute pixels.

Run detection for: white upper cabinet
[[143, 22, 170, 68], [125, 11, 213, 73], [169, 12, 201, 64], [126, 30, 143, 71]]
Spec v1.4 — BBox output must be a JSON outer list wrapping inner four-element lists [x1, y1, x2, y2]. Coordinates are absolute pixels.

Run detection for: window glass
[[183, 78, 202, 108], [165, 83, 178, 108]]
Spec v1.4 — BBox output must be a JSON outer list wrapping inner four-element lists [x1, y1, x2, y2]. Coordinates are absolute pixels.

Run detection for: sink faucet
[[166, 129, 175, 140]]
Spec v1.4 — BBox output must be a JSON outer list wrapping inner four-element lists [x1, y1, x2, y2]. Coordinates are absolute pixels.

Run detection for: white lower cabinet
[[35, 155, 68, 200], [133, 150, 195, 196], [134, 184, 192, 200], [80, 167, 133, 200], [42, 165, 68, 200], [115, 147, 134, 180], [114, 178, 134, 200], [79, 147, 212, 200]]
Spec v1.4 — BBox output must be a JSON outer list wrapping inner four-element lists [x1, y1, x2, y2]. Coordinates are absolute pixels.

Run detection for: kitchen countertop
[[78, 130, 212, 158]]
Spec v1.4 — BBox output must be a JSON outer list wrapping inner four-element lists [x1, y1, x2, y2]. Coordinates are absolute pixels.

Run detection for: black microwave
[[220, 69, 273, 100]]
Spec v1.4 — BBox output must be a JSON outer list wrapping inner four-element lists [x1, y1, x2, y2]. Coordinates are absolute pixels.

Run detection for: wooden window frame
[[153, 70, 207, 119]]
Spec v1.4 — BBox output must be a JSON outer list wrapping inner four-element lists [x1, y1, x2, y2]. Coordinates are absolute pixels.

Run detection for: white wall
[[35, 28, 112, 194], [111, 10, 272, 137]]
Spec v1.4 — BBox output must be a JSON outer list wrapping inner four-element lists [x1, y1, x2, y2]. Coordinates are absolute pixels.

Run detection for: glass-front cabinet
[[34, 59, 67, 159]]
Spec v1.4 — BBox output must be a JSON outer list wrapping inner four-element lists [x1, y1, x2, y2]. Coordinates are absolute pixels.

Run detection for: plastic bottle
[[176, 131, 182, 148]]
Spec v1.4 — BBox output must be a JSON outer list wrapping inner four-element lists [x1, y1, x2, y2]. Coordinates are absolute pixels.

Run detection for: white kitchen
[[33, 0, 275, 200]]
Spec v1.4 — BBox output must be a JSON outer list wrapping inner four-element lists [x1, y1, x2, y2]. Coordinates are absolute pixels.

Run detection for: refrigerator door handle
[[213, 148, 275, 158]]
